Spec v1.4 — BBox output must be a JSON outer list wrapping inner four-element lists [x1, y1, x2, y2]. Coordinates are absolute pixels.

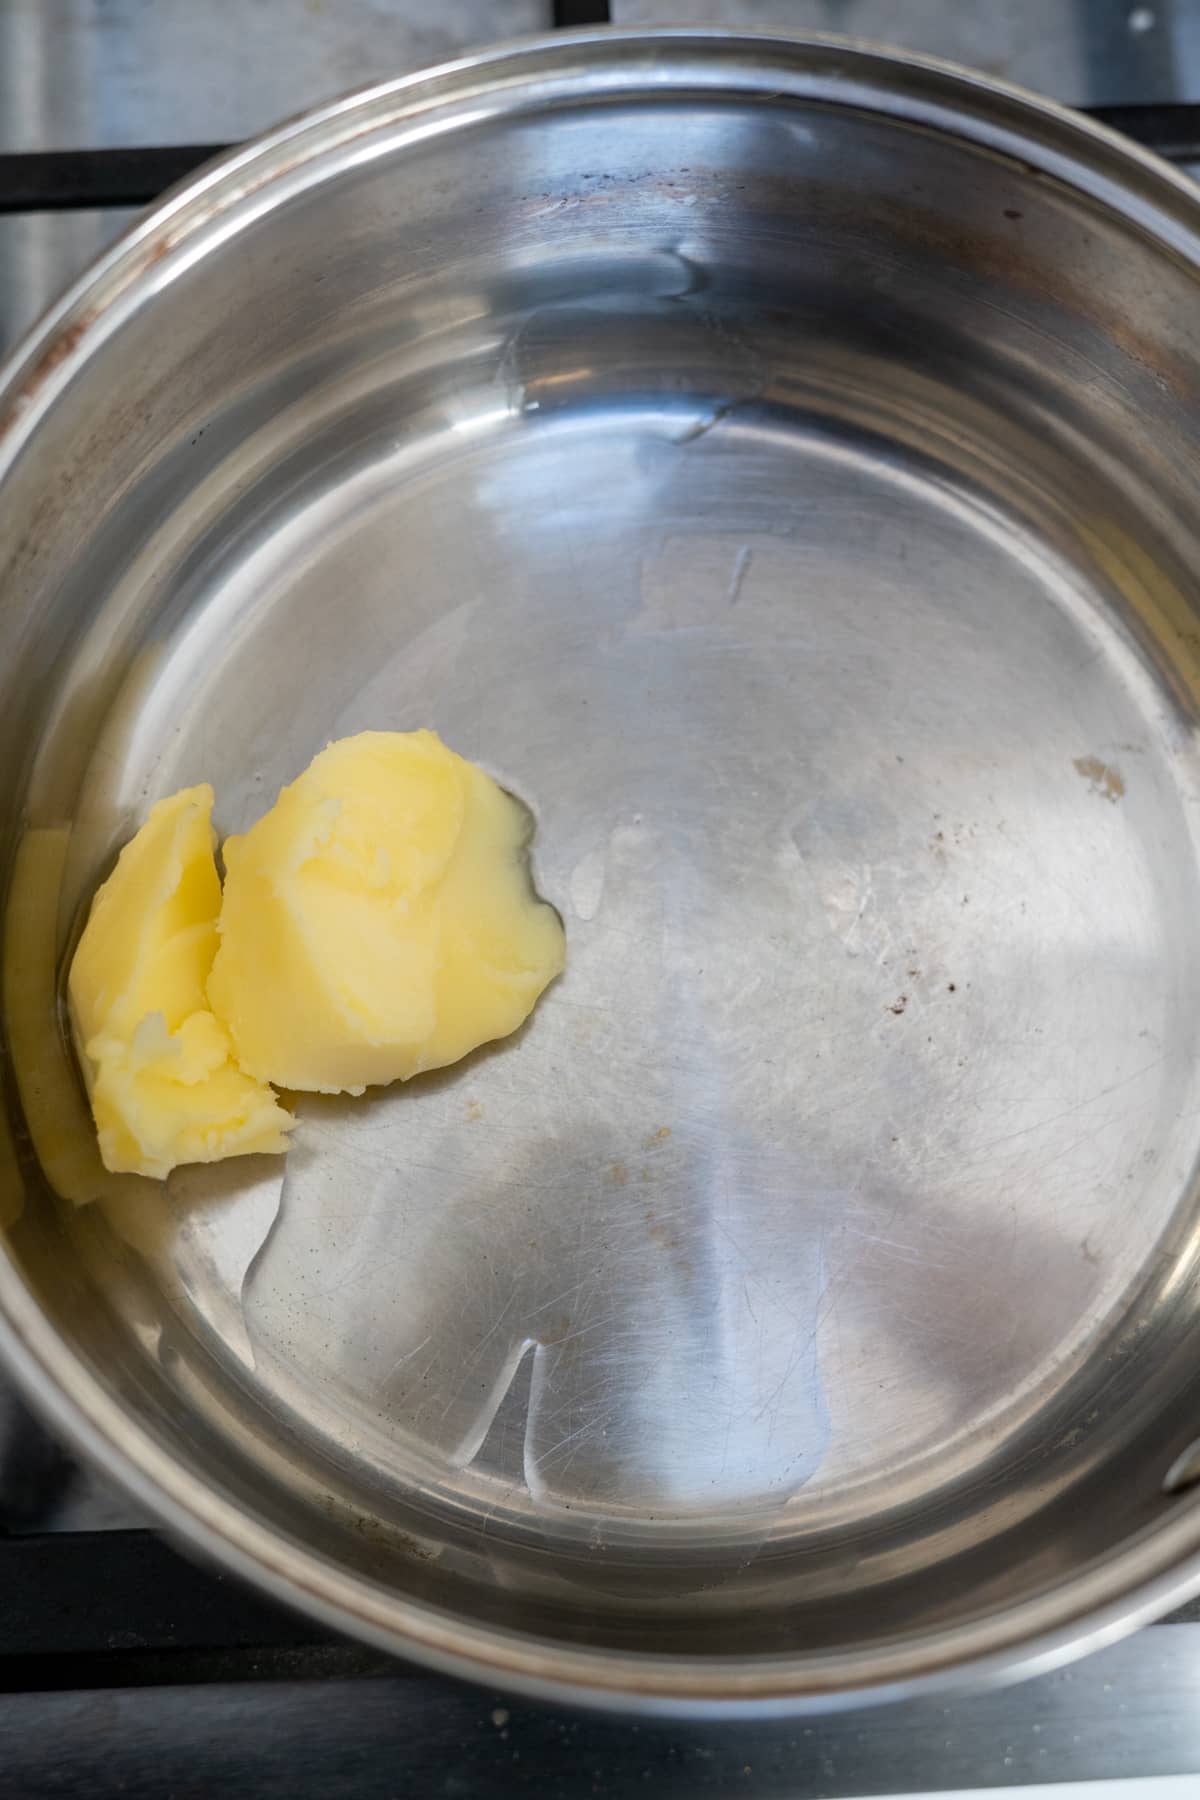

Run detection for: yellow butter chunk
[[207, 730, 565, 1094], [68, 786, 294, 1178]]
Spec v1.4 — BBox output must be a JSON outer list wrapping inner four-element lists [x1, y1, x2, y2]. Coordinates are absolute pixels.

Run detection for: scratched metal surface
[[89, 413, 1200, 1517], [7, 34, 1200, 1705]]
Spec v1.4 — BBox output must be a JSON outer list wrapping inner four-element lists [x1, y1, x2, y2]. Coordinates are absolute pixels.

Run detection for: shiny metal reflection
[[4, 32, 1200, 1711]]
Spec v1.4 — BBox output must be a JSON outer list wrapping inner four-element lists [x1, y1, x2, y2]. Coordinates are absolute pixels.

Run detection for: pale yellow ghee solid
[[68, 785, 294, 1179], [208, 731, 565, 1095], [68, 731, 564, 1177]]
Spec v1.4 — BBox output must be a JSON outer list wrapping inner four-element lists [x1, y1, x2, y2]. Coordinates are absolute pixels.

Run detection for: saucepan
[[4, 28, 1200, 1713]]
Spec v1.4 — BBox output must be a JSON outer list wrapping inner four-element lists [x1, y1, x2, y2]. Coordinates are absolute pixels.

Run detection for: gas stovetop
[[6, 4, 1200, 1795]]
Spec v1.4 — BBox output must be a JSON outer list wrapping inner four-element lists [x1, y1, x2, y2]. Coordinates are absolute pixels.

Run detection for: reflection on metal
[[1164, 1438, 1200, 1494], [8, 17, 1200, 1718]]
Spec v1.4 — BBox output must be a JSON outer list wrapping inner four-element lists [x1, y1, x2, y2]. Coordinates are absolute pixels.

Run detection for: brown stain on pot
[[1073, 755, 1125, 802], [0, 313, 95, 445]]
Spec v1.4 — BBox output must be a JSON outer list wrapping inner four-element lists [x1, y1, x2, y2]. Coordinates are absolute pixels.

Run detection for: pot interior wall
[[4, 43, 1200, 1689]]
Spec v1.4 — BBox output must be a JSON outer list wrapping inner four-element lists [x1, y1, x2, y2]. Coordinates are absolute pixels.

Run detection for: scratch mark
[[464, 1289, 519, 1362], [372, 1334, 433, 1395], [973, 1055, 1167, 1156], [726, 545, 752, 606], [673, 398, 737, 444]]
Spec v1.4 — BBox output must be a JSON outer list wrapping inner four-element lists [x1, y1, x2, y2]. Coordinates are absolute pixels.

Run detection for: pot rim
[[3, 27, 1200, 1713]]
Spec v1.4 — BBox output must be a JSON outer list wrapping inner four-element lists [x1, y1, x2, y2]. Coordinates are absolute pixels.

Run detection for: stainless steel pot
[[4, 28, 1200, 1714]]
